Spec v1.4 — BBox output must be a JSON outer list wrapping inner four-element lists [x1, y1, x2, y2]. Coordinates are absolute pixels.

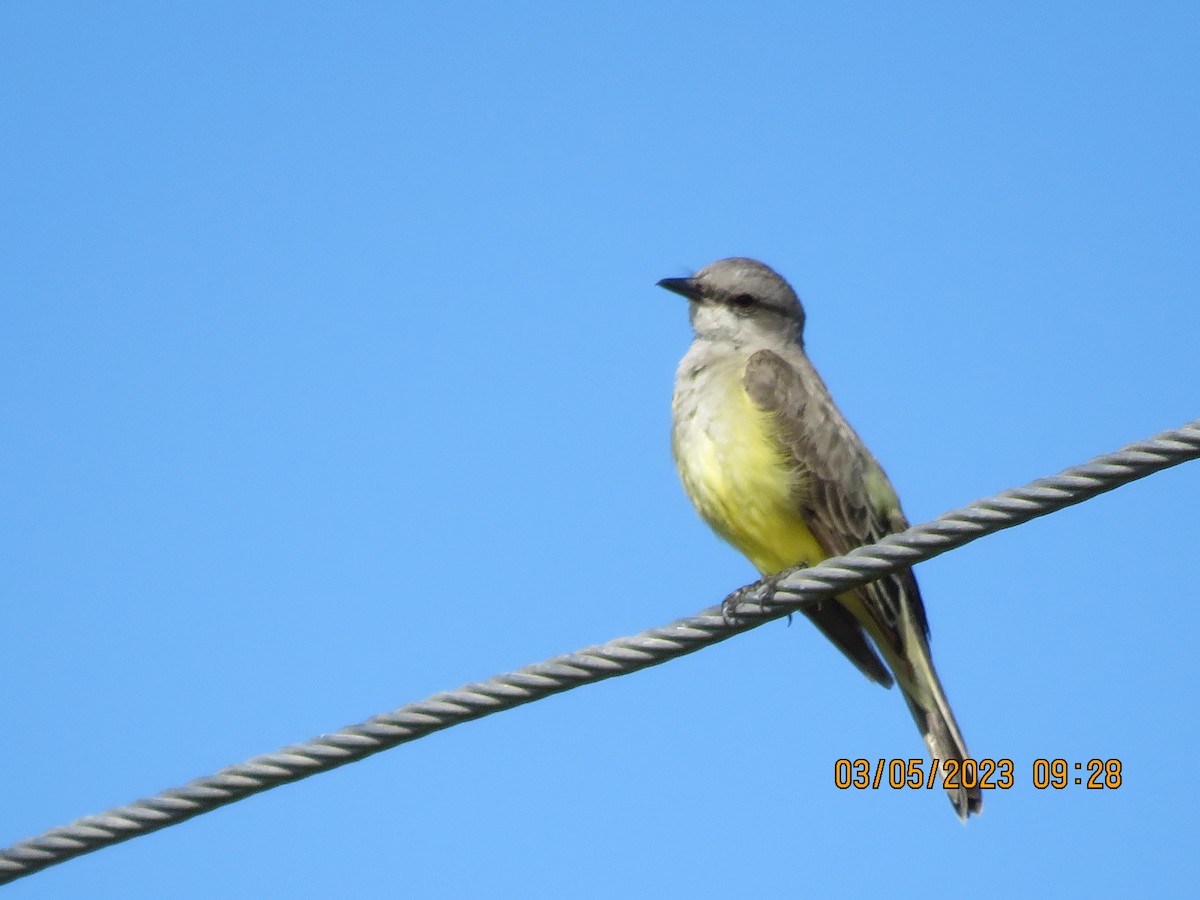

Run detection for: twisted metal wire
[[2, 418, 1197, 885]]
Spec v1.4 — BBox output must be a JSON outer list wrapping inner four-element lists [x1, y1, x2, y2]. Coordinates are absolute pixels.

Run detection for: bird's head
[[657, 257, 806, 347]]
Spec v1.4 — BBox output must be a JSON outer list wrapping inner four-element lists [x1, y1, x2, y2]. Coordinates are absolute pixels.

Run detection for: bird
[[659, 257, 981, 818]]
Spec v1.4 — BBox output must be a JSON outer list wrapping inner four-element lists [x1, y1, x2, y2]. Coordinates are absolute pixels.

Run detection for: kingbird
[[659, 257, 981, 819]]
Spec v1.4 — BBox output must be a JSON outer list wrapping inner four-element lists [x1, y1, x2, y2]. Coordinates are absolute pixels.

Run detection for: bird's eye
[[732, 293, 755, 310]]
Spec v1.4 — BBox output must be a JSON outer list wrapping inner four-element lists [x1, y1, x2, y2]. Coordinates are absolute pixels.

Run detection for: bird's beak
[[656, 277, 702, 301]]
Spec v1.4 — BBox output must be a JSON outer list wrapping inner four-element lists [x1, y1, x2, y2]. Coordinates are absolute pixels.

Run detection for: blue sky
[[3, 3, 1199, 897]]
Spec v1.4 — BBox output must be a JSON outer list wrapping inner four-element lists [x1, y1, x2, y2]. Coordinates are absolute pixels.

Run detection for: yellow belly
[[673, 375, 826, 575]]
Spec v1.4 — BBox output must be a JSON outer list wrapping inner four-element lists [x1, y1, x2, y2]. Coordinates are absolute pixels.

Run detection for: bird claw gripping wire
[[721, 565, 808, 624]]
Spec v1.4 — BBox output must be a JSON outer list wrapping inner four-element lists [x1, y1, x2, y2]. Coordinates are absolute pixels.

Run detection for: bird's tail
[[896, 623, 983, 820]]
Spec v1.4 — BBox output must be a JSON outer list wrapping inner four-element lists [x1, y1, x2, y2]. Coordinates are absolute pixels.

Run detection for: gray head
[[657, 257, 806, 346]]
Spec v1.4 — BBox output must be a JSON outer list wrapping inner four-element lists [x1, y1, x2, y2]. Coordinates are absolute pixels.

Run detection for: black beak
[[656, 276, 702, 301]]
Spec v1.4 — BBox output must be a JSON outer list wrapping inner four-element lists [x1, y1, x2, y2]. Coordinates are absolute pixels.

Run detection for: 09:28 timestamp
[[1032, 758, 1123, 789]]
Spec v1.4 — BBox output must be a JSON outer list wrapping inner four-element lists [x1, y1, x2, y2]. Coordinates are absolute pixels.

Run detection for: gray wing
[[742, 348, 930, 662], [744, 348, 981, 818]]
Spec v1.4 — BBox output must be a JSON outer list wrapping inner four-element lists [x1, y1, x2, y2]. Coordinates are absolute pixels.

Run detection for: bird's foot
[[721, 582, 761, 624], [724, 573, 782, 624], [721, 566, 807, 624]]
